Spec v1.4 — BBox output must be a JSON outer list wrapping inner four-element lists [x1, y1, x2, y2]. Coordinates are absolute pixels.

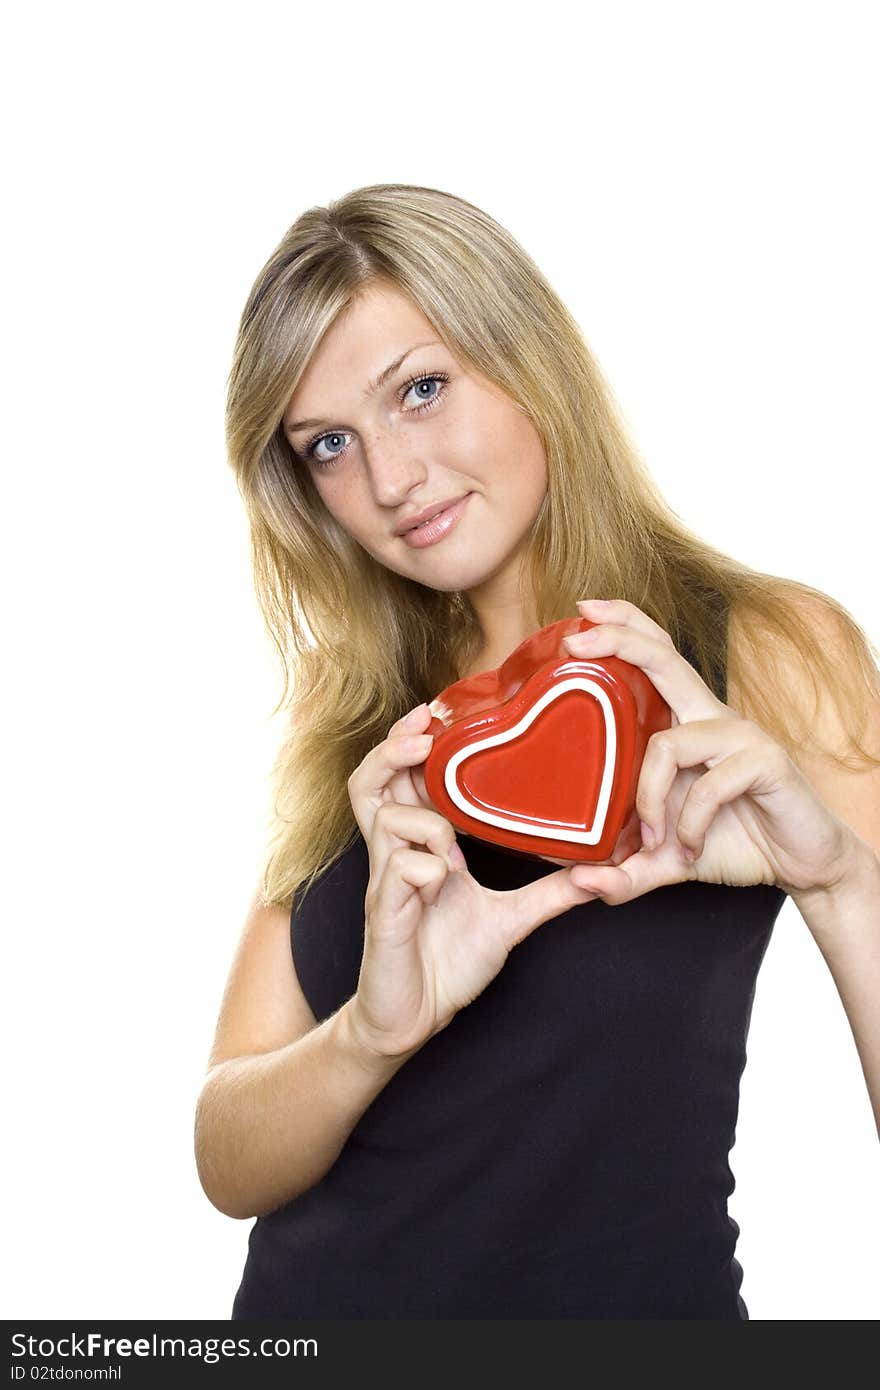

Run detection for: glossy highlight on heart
[[423, 616, 672, 863]]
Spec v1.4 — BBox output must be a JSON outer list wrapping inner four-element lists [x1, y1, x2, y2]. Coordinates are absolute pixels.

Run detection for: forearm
[[194, 998, 413, 1219], [790, 835, 880, 1137]]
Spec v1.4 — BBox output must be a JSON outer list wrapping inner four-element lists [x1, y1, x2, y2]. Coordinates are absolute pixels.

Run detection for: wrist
[[790, 831, 880, 934], [335, 997, 423, 1074]]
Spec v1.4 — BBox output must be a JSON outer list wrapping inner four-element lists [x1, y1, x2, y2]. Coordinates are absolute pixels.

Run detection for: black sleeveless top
[[232, 617, 787, 1320]]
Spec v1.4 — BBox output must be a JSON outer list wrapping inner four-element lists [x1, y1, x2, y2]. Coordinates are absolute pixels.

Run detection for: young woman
[[195, 183, 880, 1320]]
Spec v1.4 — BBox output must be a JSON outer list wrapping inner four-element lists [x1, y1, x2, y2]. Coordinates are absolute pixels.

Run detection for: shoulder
[[727, 586, 880, 856], [726, 586, 873, 731]]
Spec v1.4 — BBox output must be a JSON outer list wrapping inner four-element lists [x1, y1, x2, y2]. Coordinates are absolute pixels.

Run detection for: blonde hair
[[225, 183, 880, 909]]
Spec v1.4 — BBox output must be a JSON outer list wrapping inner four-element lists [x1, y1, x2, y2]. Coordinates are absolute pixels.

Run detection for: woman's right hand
[[347, 703, 599, 1061]]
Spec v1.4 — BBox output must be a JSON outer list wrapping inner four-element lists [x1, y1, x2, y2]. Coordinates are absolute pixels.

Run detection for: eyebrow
[[284, 341, 442, 433]]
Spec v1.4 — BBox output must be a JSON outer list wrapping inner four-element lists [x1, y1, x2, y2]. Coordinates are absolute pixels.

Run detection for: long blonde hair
[[225, 183, 880, 909]]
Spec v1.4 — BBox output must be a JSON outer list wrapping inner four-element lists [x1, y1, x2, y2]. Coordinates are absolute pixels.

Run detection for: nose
[[361, 431, 428, 507]]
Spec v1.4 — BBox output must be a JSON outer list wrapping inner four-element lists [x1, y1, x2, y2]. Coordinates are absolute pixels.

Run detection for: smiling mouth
[[399, 495, 469, 535], [407, 506, 448, 533], [400, 494, 472, 547]]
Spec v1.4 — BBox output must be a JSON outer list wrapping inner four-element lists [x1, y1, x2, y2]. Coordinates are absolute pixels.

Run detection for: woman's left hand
[[558, 598, 856, 905]]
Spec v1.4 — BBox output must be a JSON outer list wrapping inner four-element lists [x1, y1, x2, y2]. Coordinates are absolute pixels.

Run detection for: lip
[[394, 494, 471, 537], [399, 493, 472, 548]]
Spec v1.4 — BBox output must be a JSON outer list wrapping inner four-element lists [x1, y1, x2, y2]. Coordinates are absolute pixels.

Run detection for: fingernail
[[448, 841, 466, 869], [640, 820, 655, 849], [683, 846, 697, 862], [404, 703, 428, 727]]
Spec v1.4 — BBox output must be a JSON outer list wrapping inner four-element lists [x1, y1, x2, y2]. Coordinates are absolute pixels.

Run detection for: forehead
[[284, 282, 438, 421]]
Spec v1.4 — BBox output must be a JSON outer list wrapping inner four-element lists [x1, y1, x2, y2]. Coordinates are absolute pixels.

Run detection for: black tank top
[[232, 617, 787, 1320]]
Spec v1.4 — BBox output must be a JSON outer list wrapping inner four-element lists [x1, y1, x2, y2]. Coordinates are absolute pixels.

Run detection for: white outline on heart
[[444, 677, 617, 844]]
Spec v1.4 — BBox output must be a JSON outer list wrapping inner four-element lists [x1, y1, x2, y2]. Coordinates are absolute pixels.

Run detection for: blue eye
[[301, 371, 450, 468]]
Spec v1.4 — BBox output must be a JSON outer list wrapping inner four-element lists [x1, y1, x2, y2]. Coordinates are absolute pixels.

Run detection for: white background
[[3, 0, 878, 1322]]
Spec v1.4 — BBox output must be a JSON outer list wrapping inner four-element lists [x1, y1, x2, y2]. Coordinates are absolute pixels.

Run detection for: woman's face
[[282, 280, 548, 609]]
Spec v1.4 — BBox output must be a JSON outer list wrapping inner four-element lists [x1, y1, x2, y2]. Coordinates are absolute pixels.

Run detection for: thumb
[[568, 845, 686, 905], [501, 867, 601, 949]]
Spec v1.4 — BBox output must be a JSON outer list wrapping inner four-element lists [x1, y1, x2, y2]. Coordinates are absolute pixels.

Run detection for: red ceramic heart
[[423, 616, 671, 863]]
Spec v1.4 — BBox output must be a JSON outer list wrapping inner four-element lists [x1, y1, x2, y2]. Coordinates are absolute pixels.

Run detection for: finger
[[384, 742, 435, 810], [675, 743, 790, 859], [410, 762, 430, 807], [366, 803, 461, 918], [562, 623, 726, 724], [381, 704, 434, 797], [370, 800, 460, 872], [373, 844, 449, 918], [385, 766, 428, 810], [568, 837, 694, 905], [577, 597, 676, 646], [348, 730, 435, 838], [387, 702, 432, 737], [384, 705, 434, 808], [499, 867, 603, 950], [635, 717, 747, 846], [636, 717, 765, 847]]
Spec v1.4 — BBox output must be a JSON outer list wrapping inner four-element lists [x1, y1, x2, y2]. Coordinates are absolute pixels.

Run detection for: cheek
[[312, 477, 362, 532], [508, 424, 549, 504], [522, 455, 549, 520]]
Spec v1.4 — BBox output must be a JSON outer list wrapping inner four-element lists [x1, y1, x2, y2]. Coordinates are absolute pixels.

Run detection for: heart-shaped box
[[423, 616, 671, 863]]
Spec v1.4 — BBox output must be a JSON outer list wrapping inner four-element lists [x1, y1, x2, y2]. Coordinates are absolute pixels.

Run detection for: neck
[[463, 594, 541, 678]]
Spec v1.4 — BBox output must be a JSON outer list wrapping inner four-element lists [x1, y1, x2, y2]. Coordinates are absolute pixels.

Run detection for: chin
[[391, 550, 500, 594]]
